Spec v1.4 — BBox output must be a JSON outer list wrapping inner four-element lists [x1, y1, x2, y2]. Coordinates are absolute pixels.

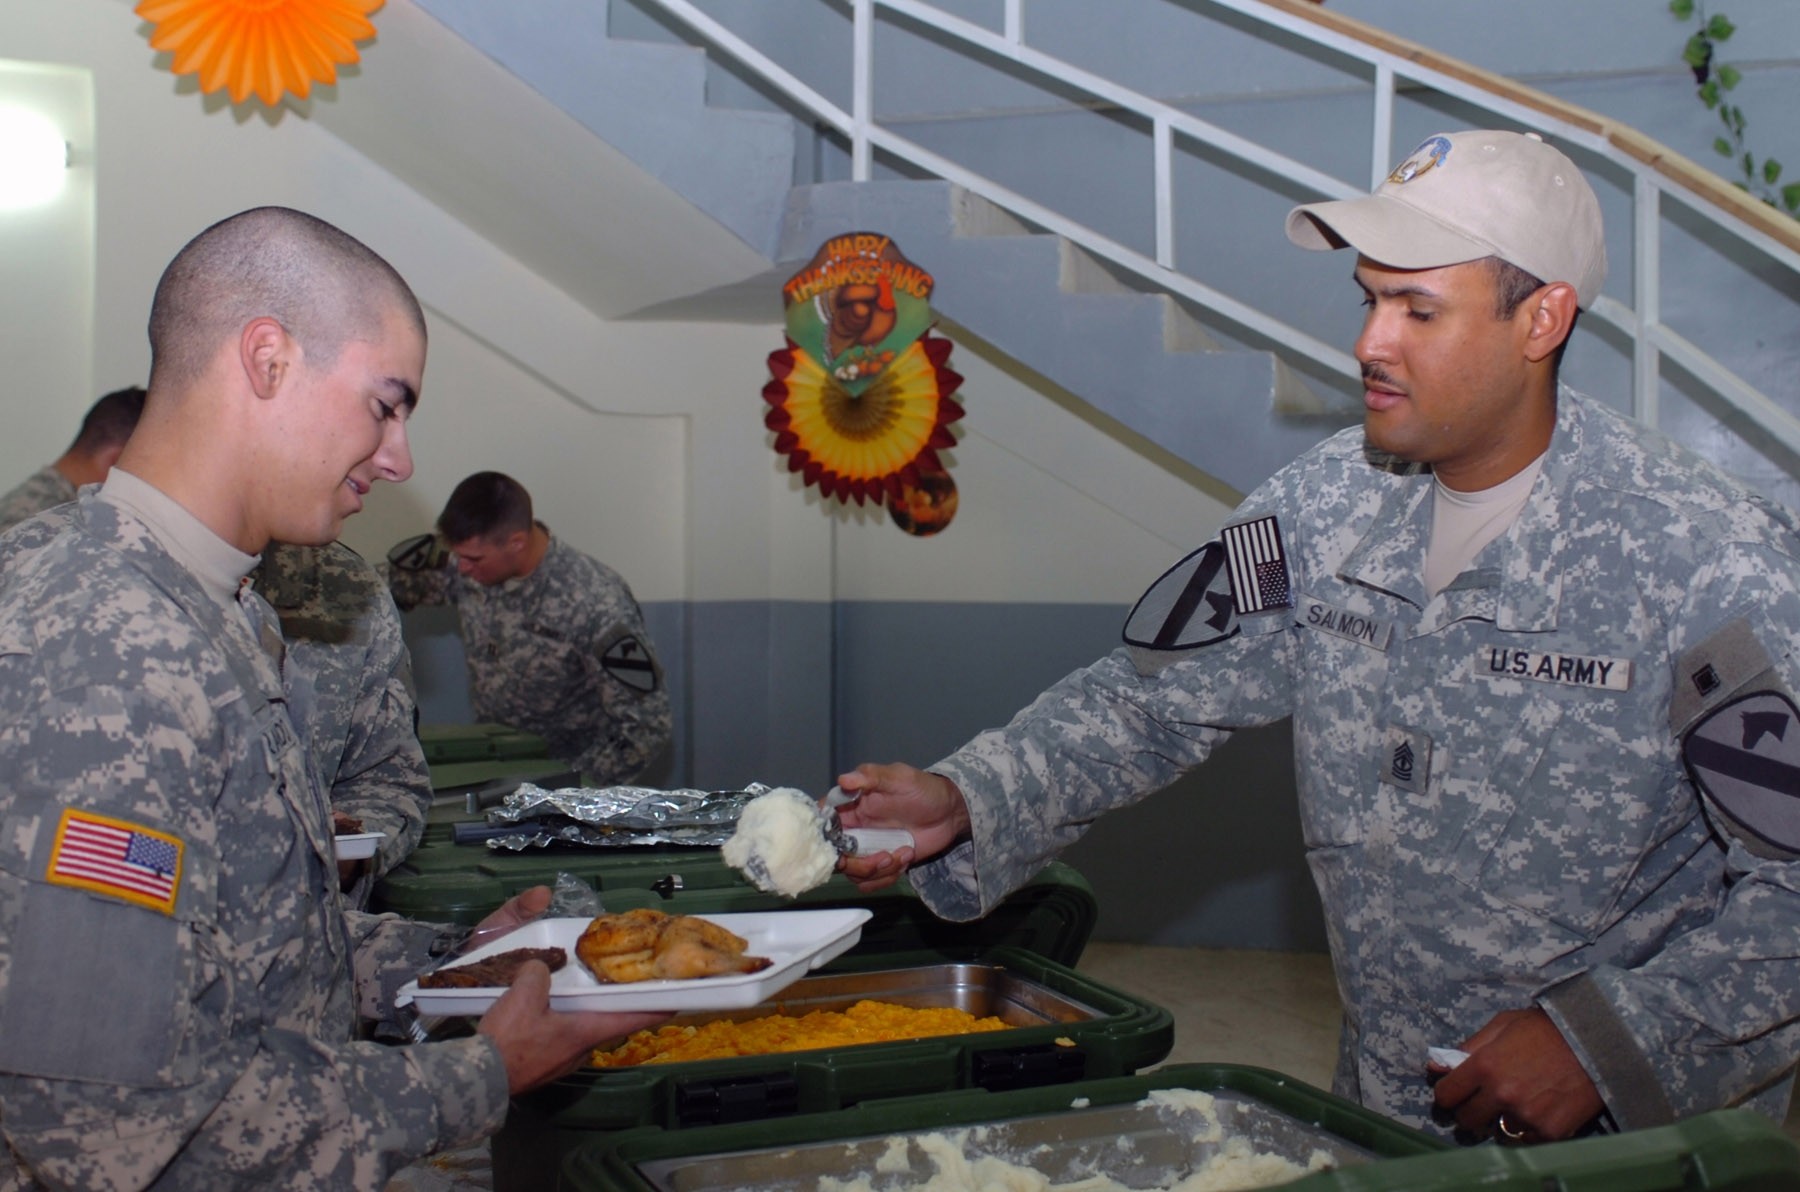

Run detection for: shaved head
[[147, 206, 425, 392]]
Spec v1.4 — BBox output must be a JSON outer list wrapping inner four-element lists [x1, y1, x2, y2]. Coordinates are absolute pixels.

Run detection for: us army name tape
[[1477, 647, 1632, 692]]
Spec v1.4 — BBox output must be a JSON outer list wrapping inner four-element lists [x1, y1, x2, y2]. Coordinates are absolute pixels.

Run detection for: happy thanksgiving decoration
[[764, 233, 965, 537], [136, 0, 384, 108]]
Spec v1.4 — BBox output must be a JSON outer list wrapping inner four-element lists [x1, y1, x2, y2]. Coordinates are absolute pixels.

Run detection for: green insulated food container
[[494, 946, 1174, 1189], [416, 722, 569, 798], [561, 1065, 1800, 1192], [372, 780, 1137, 1192], [417, 722, 551, 765], [559, 1062, 1443, 1191]]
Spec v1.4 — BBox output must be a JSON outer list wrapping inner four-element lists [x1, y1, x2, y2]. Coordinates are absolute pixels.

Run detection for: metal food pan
[[637, 1088, 1372, 1191], [561, 1064, 1446, 1192], [598, 959, 1105, 1046], [492, 949, 1174, 1190]]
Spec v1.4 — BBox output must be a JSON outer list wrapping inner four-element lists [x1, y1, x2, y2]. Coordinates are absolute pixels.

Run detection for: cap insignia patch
[[1387, 135, 1453, 185]]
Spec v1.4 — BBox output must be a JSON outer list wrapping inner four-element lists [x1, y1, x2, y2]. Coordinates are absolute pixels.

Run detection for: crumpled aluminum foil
[[482, 782, 771, 851]]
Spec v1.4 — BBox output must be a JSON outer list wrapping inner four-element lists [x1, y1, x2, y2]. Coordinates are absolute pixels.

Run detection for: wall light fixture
[[0, 106, 69, 212]]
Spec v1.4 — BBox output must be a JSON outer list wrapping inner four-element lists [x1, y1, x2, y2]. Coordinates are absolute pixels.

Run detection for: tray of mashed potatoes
[[566, 1063, 1446, 1192], [573, 1072, 1800, 1192]]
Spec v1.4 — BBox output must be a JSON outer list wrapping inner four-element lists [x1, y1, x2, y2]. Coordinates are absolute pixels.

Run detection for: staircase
[[408, 0, 1362, 495], [403, 0, 1800, 502], [775, 179, 1349, 494]]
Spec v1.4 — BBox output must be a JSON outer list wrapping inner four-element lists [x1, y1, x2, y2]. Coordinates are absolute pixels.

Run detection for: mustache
[[1361, 363, 1403, 391]]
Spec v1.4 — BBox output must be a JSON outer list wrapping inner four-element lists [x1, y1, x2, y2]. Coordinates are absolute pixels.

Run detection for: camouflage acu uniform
[[252, 542, 430, 902], [914, 390, 1800, 1135], [386, 527, 670, 785], [0, 466, 74, 535], [0, 490, 506, 1189]]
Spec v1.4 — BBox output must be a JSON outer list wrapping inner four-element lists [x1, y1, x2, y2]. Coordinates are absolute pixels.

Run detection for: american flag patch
[[1221, 515, 1292, 614], [46, 809, 183, 915]]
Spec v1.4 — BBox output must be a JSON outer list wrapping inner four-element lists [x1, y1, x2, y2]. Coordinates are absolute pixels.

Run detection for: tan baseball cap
[[1285, 130, 1607, 308]]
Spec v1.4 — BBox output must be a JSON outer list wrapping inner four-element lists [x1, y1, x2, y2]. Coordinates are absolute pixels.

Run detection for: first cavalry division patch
[[601, 635, 659, 693], [1122, 540, 1240, 651], [1683, 690, 1800, 856], [46, 808, 183, 915]]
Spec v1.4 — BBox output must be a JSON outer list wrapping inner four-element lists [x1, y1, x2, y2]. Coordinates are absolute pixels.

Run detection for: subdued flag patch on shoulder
[[46, 809, 183, 915], [1221, 515, 1292, 615]]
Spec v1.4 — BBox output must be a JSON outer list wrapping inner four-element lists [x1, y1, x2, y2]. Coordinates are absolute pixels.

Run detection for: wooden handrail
[[1260, 0, 1800, 254]]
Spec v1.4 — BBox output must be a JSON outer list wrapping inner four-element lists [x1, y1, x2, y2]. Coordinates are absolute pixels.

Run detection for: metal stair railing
[[637, 0, 1800, 461]]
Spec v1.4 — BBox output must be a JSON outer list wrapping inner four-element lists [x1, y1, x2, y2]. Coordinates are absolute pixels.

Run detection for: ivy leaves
[[1670, 0, 1800, 215]]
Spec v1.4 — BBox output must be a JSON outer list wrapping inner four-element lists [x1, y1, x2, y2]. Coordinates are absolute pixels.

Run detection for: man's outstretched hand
[[832, 762, 971, 891]]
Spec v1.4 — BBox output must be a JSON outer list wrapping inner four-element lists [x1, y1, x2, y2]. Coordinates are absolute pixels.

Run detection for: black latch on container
[[972, 1043, 1087, 1092], [675, 1072, 801, 1126]]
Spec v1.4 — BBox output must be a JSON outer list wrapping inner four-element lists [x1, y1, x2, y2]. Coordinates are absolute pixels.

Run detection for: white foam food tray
[[334, 832, 384, 860], [395, 908, 873, 1015]]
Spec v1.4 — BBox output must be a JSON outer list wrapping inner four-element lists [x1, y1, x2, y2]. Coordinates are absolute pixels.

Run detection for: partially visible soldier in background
[[0, 385, 146, 533], [252, 540, 431, 905], [386, 470, 672, 787], [0, 391, 430, 905]]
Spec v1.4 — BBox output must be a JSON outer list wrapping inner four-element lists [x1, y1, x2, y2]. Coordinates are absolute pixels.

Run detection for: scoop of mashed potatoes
[[723, 787, 838, 897]]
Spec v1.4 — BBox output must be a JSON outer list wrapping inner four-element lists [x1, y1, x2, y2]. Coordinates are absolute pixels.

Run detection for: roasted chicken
[[575, 908, 772, 983]]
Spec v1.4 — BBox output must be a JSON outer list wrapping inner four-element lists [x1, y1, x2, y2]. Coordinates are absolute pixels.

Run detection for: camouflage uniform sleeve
[[330, 589, 430, 885], [0, 681, 510, 1187], [915, 626, 1297, 920], [345, 908, 455, 1022], [381, 535, 455, 613], [1539, 536, 1800, 1129], [573, 583, 672, 786], [0, 468, 74, 536]]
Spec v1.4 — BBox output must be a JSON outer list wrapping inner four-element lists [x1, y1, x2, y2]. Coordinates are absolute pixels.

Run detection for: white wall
[[0, 0, 1279, 948], [3, 0, 1226, 616], [0, 59, 94, 471]]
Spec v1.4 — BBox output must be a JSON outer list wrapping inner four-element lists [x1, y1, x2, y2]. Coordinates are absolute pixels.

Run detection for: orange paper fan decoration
[[136, 0, 384, 107], [764, 332, 963, 507]]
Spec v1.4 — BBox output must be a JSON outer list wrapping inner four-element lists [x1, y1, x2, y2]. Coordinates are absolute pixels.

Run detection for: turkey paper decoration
[[764, 233, 964, 536]]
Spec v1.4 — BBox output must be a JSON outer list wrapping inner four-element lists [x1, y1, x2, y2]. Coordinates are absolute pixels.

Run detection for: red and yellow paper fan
[[765, 332, 963, 507], [136, 0, 384, 107]]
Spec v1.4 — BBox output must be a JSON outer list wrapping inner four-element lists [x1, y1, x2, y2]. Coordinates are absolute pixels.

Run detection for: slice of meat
[[418, 946, 568, 988]]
